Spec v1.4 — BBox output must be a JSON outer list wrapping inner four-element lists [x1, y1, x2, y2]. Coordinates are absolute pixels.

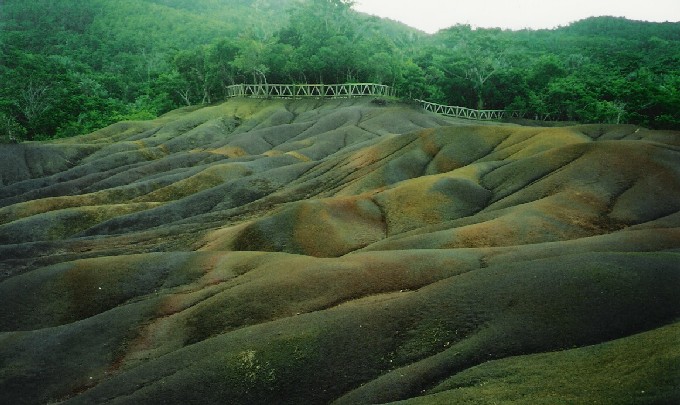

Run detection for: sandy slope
[[0, 97, 679, 404]]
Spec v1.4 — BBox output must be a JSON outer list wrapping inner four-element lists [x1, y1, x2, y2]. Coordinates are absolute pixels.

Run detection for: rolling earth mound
[[1, 97, 679, 404]]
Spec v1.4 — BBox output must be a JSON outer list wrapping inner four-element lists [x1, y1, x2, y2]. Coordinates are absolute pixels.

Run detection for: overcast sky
[[352, 0, 680, 33]]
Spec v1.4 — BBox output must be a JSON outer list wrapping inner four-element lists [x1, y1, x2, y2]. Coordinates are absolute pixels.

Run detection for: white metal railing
[[225, 83, 523, 121], [226, 83, 396, 99], [415, 99, 524, 121]]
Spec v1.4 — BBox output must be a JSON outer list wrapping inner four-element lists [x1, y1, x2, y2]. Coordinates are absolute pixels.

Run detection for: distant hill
[[564, 16, 680, 41]]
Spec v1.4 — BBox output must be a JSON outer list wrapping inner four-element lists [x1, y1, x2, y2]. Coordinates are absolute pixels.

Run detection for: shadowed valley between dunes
[[1, 97, 679, 404]]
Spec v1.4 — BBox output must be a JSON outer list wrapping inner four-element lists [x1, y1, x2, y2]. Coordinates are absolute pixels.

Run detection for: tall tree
[[278, 0, 358, 83]]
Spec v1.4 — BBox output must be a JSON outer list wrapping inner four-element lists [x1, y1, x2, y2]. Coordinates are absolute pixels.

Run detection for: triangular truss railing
[[414, 99, 524, 121], [226, 83, 397, 100], [226, 83, 523, 121]]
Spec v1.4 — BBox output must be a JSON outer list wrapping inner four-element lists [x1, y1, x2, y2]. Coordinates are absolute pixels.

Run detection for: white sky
[[352, 0, 680, 33]]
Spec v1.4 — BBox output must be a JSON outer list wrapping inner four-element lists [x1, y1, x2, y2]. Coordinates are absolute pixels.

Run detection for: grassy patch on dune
[[398, 322, 680, 404]]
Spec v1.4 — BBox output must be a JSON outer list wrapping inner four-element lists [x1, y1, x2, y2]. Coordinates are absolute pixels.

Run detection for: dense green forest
[[2, 0, 679, 141]]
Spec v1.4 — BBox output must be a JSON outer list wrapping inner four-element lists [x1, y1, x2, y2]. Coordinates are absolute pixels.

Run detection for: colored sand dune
[[1, 98, 679, 404]]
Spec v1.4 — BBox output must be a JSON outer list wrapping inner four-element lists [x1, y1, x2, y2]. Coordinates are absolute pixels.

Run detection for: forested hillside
[[2, 0, 679, 141], [0, 0, 299, 139]]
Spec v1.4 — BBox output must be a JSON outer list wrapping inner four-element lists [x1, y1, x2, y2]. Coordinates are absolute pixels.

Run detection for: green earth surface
[[1, 97, 679, 404]]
